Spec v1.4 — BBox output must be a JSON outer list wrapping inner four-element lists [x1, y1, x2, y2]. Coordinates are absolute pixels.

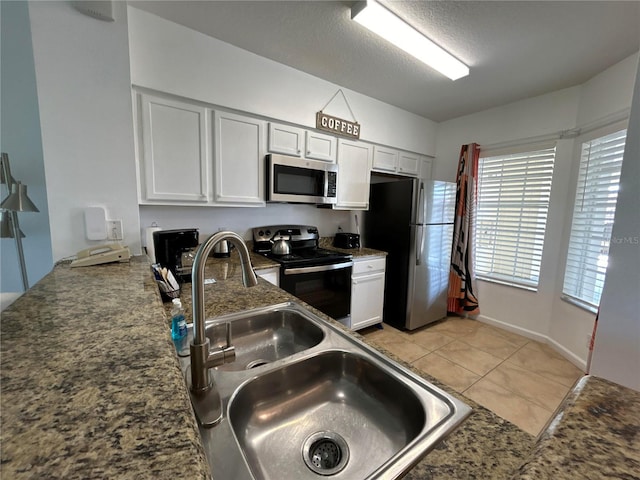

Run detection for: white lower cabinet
[[255, 266, 280, 287], [350, 256, 386, 330]]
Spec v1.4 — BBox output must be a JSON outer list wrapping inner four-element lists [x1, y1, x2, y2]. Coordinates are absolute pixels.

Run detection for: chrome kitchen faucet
[[189, 231, 258, 426]]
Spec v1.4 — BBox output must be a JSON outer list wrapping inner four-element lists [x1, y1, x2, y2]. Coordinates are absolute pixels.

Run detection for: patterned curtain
[[448, 143, 480, 316]]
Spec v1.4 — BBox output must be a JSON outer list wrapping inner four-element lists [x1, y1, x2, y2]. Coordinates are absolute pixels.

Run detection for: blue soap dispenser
[[170, 298, 187, 341]]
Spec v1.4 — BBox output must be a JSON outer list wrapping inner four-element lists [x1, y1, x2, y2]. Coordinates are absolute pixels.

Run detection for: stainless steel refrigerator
[[364, 178, 456, 330]]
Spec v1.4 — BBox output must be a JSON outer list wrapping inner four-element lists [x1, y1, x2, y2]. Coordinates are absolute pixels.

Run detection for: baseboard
[[546, 337, 587, 372], [476, 314, 587, 371]]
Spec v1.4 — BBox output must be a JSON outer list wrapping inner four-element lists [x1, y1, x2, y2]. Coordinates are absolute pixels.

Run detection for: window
[[475, 146, 556, 289], [562, 128, 627, 310]]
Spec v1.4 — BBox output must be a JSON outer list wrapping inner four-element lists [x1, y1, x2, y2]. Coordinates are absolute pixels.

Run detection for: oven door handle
[[283, 261, 353, 275]]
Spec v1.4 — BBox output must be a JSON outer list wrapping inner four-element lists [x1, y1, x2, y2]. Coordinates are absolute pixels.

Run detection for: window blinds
[[562, 128, 627, 308], [476, 146, 556, 289]]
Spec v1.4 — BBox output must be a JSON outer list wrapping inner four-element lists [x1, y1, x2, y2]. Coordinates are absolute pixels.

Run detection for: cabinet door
[[421, 157, 433, 180], [268, 122, 304, 157], [256, 267, 279, 287], [305, 130, 337, 162], [398, 151, 420, 176], [351, 272, 385, 330], [138, 94, 209, 203], [336, 140, 373, 210], [372, 145, 398, 173], [214, 111, 265, 206]]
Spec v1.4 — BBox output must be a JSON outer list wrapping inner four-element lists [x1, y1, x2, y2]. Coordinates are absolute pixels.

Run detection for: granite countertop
[[1, 251, 532, 480], [319, 237, 387, 258], [512, 375, 640, 479], [0, 256, 210, 479]]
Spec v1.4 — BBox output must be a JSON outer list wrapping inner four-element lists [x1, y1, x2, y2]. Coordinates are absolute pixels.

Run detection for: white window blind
[[562, 128, 627, 309], [476, 146, 556, 289]]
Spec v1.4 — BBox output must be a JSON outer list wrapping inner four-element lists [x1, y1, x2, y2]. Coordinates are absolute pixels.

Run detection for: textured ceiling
[[129, 1, 640, 122]]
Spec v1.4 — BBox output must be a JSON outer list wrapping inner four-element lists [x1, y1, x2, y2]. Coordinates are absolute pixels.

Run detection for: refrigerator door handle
[[417, 182, 425, 224], [416, 224, 424, 265]]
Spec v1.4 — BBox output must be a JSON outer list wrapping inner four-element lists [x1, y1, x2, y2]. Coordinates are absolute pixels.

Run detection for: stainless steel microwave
[[266, 154, 338, 205]]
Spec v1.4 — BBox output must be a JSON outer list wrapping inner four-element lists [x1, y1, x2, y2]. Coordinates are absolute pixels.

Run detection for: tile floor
[[359, 317, 584, 437]]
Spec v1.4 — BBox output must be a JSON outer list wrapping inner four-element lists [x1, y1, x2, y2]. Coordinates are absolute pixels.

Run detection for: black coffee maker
[[153, 229, 199, 282]]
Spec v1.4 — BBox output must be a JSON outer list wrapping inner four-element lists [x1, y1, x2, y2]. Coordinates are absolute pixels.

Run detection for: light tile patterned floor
[[359, 317, 584, 436]]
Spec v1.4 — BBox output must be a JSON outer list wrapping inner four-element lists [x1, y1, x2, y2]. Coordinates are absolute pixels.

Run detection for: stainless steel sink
[[204, 308, 324, 371], [176, 302, 471, 480]]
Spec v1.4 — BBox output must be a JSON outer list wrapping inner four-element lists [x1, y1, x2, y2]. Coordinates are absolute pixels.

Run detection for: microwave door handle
[[323, 170, 329, 197]]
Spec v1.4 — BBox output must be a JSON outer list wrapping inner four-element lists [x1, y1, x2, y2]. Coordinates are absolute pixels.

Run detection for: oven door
[[279, 261, 352, 320]]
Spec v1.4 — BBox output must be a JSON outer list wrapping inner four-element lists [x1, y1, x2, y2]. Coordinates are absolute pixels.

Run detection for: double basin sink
[[175, 302, 471, 480]]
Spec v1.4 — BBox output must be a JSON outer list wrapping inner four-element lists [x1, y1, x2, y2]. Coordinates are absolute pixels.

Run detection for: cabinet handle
[[367, 264, 373, 269]]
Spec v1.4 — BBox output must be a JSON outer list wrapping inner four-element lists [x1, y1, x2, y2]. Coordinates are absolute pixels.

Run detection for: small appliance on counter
[[333, 232, 360, 249], [153, 228, 199, 282]]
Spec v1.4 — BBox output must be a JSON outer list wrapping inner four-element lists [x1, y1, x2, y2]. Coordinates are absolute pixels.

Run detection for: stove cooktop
[[252, 224, 352, 268], [259, 247, 352, 268]]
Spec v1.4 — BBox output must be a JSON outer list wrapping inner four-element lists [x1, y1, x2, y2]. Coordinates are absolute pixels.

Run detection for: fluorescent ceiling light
[[352, 0, 469, 81]]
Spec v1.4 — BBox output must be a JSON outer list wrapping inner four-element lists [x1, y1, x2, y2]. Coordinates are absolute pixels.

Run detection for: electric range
[[252, 225, 353, 320]]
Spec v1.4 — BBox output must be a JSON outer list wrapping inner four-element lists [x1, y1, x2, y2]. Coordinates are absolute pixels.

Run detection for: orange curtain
[[448, 143, 480, 316]]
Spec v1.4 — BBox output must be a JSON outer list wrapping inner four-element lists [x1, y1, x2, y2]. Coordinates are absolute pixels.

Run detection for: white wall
[[589, 58, 640, 391], [434, 53, 638, 369], [28, 1, 141, 261], [1, 1, 53, 292], [139, 204, 352, 247], [548, 53, 639, 366], [127, 7, 437, 156]]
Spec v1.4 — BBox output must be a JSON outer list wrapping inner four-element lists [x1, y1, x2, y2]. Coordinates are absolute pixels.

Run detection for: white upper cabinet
[[372, 145, 398, 173], [268, 122, 337, 162], [305, 130, 337, 162], [372, 145, 420, 177], [335, 139, 373, 210], [420, 157, 433, 180], [137, 93, 210, 203], [268, 123, 305, 157], [214, 111, 266, 206], [397, 151, 420, 176]]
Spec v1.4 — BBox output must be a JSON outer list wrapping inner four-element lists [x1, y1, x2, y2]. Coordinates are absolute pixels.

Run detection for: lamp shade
[[0, 210, 25, 238], [1, 182, 39, 212]]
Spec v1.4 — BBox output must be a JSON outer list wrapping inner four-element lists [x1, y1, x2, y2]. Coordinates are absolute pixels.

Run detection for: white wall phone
[[70, 244, 131, 268]]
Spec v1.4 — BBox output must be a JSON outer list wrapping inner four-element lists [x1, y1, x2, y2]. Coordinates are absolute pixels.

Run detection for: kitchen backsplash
[[139, 204, 353, 246]]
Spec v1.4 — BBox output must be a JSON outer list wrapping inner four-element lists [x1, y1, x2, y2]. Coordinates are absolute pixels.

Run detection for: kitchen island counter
[[512, 375, 640, 479], [2, 253, 532, 479], [0, 256, 210, 479]]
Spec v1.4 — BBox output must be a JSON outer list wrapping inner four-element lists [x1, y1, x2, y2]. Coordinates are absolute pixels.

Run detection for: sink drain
[[245, 359, 270, 369], [302, 431, 349, 476]]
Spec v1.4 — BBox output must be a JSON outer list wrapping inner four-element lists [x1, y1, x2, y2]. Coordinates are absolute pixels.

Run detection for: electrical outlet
[[107, 220, 123, 241]]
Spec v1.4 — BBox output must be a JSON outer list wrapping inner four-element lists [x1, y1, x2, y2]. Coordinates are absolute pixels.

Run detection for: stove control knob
[[258, 230, 264, 237], [265, 229, 271, 237]]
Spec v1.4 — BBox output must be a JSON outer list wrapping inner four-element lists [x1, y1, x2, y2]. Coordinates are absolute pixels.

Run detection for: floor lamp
[[1, 153, 39, 291]]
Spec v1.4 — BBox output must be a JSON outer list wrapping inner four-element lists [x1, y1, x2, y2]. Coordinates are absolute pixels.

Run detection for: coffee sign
[[316, 112, 360, 139]]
